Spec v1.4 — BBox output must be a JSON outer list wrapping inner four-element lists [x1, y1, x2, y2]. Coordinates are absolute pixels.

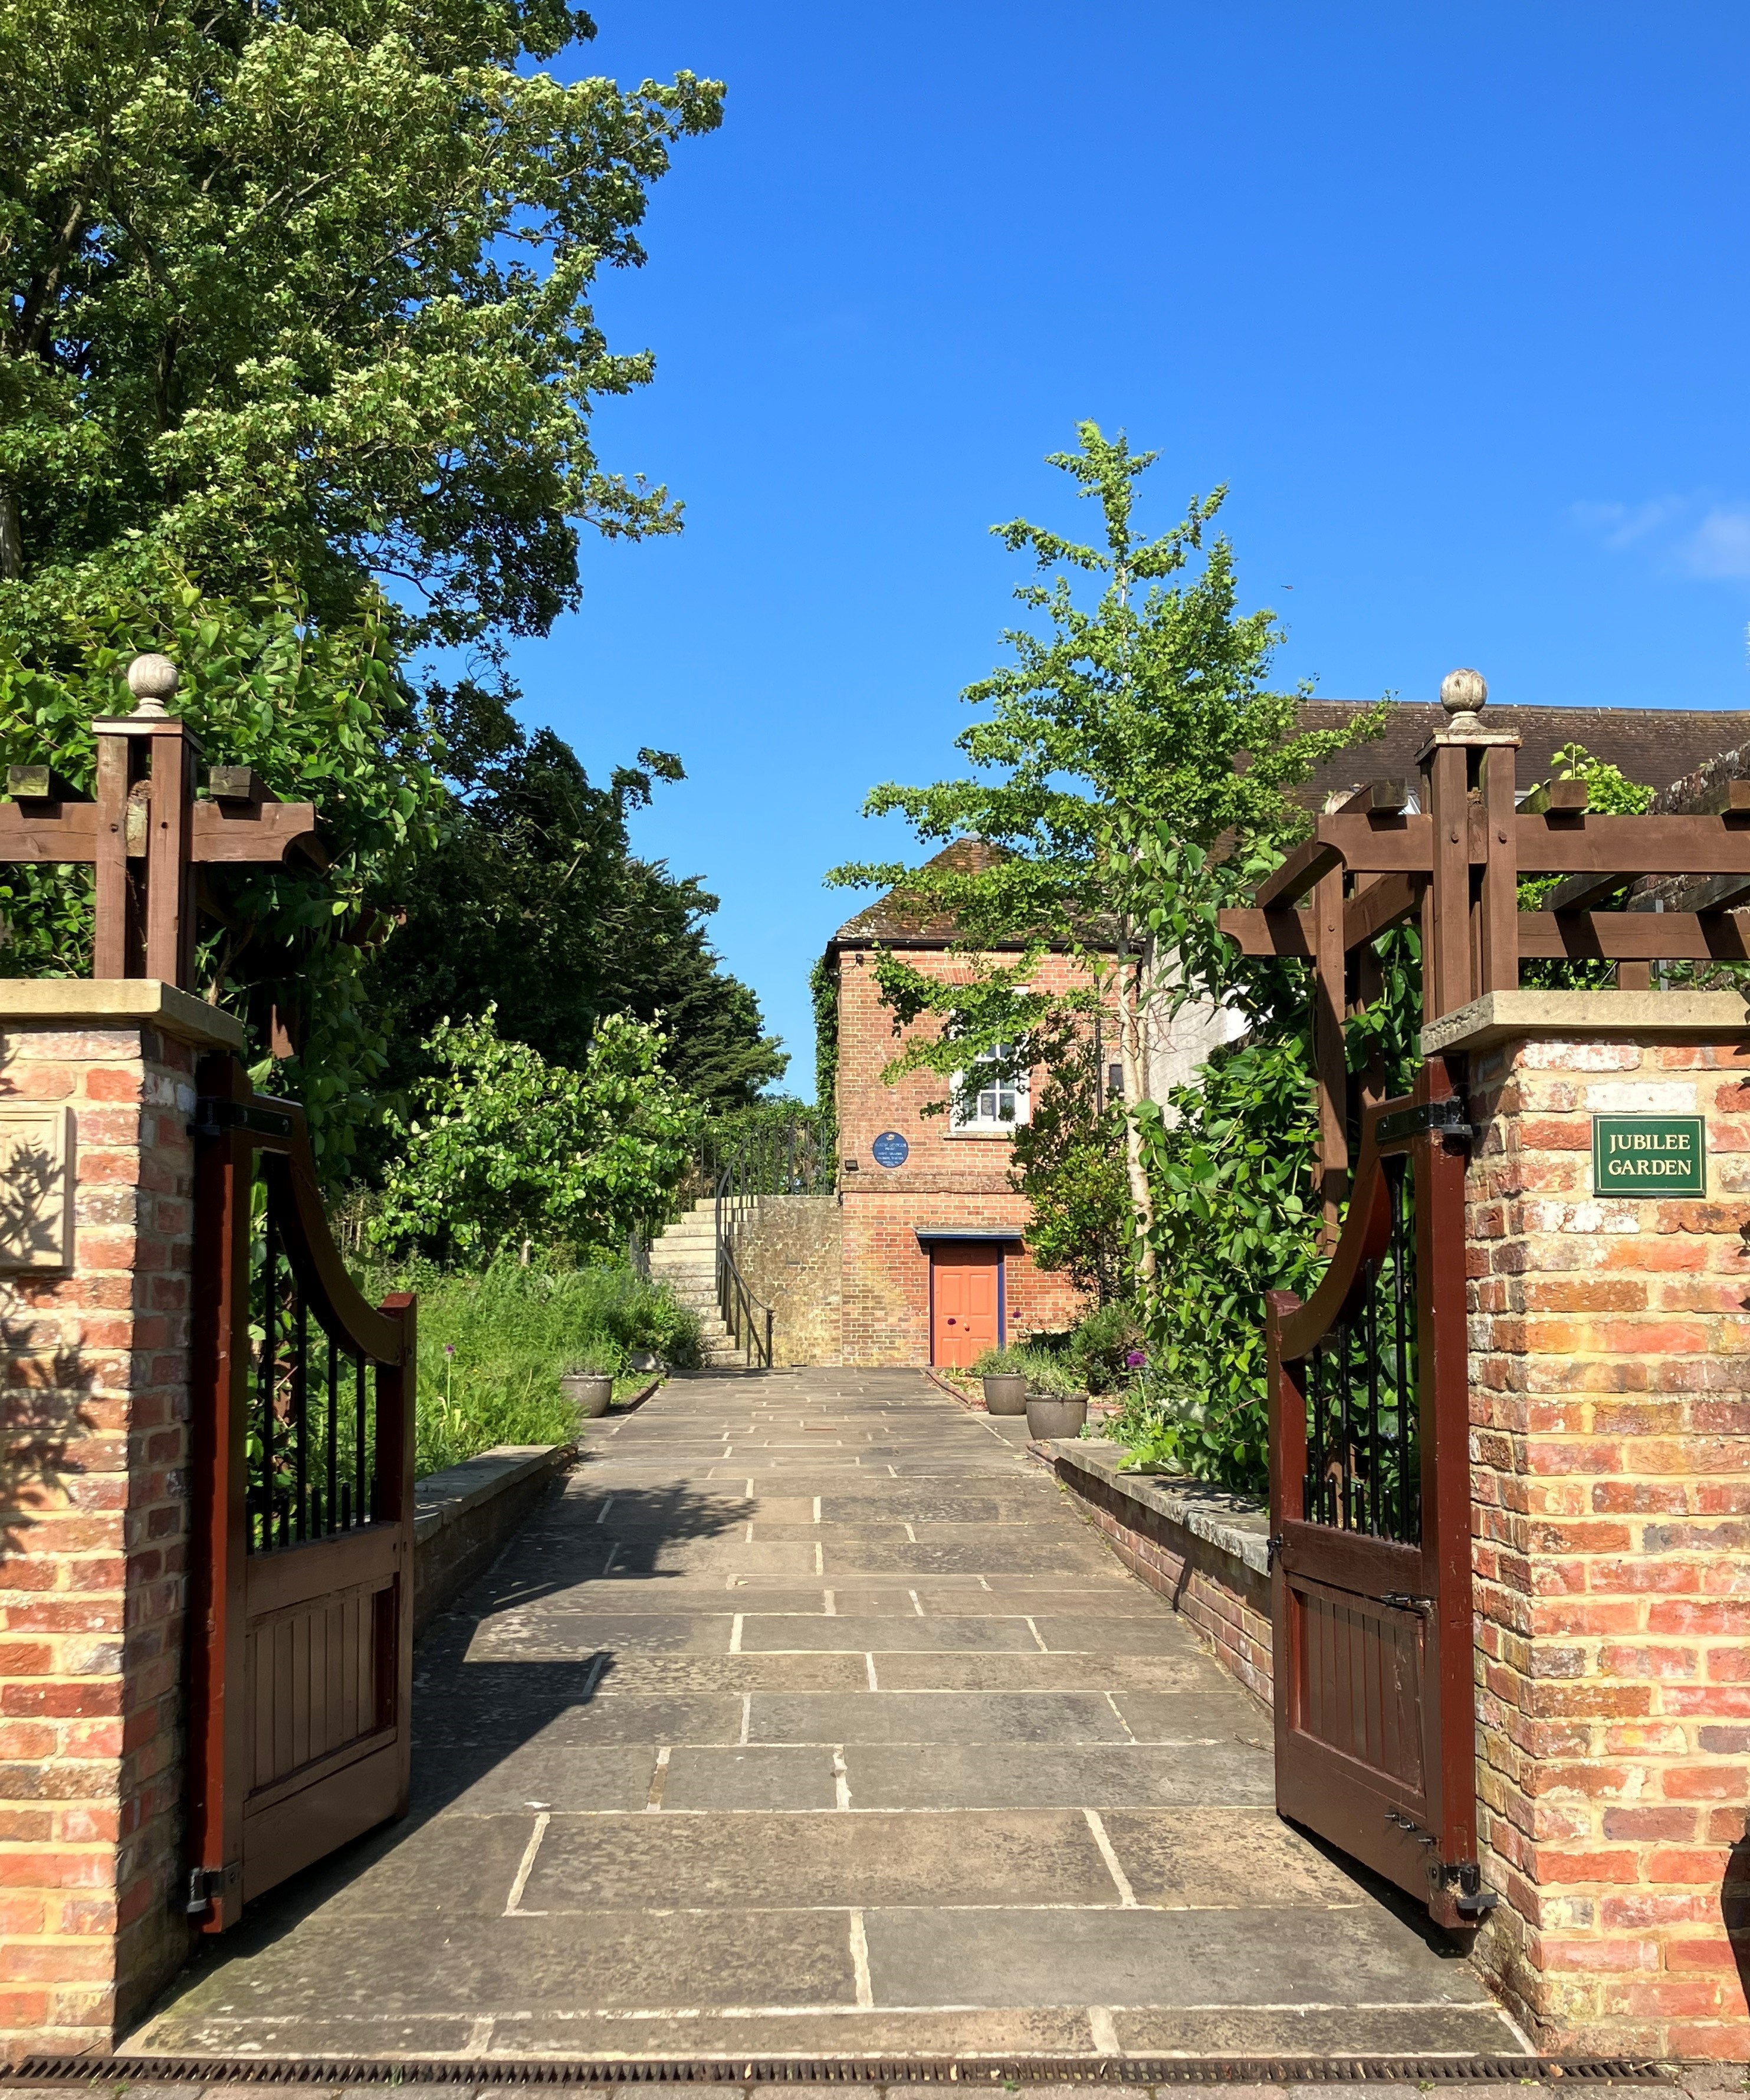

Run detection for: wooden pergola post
[[1219, 663, 1750, 1201], [1, 652, 321, 994]]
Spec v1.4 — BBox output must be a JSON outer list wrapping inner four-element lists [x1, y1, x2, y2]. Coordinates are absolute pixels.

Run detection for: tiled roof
[[831, 839, 1017, 945], [1298, 701, 1750, 807]]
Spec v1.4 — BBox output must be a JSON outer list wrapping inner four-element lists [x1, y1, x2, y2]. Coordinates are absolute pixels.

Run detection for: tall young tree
[[828, 423, 1376, 1297]]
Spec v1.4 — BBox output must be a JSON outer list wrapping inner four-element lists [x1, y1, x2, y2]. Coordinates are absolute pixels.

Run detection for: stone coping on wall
[[1047, 1437, 1272, 1578], [413, 1441, 577, 1550], [1421, 985, 1750, 1057], [0, 977, 247, 1049], [412, 1440, 578, 1639]]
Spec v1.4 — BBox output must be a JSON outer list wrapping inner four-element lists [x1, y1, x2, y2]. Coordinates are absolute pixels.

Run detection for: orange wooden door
[[931, 1244, 1001, 1365]]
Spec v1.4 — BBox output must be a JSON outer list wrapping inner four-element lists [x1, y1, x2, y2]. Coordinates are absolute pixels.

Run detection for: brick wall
[[1058, 1460, 1273, 1708], [1467, 1031, 1750, 2060], [832, 948, 1093, 1364], [0, 1018, 200, 2052]]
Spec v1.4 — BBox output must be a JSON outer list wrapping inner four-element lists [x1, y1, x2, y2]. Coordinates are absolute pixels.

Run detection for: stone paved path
[[130, 1370, 1525, 2063]]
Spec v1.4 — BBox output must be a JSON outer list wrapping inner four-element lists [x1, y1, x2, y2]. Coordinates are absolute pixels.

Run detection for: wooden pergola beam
[[1518, 910, 1750, 961], [1306, 808, 1750, 878], [1344, 872, 1425, 949], [1252, 836, 1343, 909], [1216, 906, 1315, 957]]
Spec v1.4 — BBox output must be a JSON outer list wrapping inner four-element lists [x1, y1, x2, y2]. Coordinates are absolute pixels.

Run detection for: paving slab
[[842, 1741, 1279, 1812], [523, 1806, 1117, 1911], [738, 1613, 1044, 1652], [659, 1746, 839, 1811], [129, 1365, 1521, 2065]]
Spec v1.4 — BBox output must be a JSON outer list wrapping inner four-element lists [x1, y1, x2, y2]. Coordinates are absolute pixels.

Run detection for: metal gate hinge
[[1266, 1534, 1285, 1572], [1433, 1856, 1499, 1917], [185, 1863, 239, 1917], [1374, 1097, 1473, 1146], [1378, 1591, 1434, 1613]]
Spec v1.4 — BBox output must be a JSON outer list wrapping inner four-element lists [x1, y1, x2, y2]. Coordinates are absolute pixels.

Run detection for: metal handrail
[[711, 1116, 834, 1368], [714, 1164, 773, 1369]]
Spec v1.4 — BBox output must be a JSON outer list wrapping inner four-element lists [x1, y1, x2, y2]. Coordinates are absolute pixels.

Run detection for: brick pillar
[[1444, 992, 1750, 2060], [0, 985, 242, 2055]]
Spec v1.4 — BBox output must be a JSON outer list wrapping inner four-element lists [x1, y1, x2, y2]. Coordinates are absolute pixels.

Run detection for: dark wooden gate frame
[[1265, 1060, 1477, 1927], [186, 1053, 416, 1931], [1224, 667, 1750, 1927]]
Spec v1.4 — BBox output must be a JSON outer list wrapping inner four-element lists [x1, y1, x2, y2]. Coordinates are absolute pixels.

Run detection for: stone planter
[[560, 1372, 614, 1418], [981, 1373, 1029, 1415], [1025, 1394, 1088, 1441]]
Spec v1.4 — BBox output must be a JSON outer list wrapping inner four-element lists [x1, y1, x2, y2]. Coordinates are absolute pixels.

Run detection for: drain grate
[[5, 2054, 1672, 2086]]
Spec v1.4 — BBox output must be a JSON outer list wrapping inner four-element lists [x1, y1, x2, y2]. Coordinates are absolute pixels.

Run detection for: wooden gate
[[1263, 1061, 1487, 1929], [185, 1054, 416, 1930]]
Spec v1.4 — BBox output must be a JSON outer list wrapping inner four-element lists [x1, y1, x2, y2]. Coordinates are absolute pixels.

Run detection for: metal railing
[[711, 1114, 835, 1368]]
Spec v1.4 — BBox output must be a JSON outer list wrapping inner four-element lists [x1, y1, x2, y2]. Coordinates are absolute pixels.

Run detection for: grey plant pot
[[1025, 1394, 1088, 1442], [560, 1372, 614, 1419], [981, 1373, 1030, 1415]]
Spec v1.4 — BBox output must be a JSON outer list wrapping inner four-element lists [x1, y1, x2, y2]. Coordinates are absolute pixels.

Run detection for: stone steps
[[649, 1204, 747, 1368]]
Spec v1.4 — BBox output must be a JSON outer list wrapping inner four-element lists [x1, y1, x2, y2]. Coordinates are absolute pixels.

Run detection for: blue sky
[[501, 2, 1750, 1100]]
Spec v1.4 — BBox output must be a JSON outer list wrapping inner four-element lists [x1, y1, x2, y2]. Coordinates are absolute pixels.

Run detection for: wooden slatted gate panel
[[1264, 1060, 1493, 1931], [186, 1054, 416, 1930]]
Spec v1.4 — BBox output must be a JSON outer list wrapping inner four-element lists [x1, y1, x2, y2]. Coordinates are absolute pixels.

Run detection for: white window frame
[[950, 1041, 1030, 1135]]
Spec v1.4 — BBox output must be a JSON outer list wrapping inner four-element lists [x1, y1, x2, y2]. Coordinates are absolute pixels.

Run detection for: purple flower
[[444, 1343, 456, 1359], [1125, 1349, 1146, 1368]]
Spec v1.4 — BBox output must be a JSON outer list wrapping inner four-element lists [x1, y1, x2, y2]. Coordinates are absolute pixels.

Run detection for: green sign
[[1593, 1114, 1707, 1197]]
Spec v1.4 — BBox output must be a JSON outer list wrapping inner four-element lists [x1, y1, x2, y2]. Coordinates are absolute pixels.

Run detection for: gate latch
[[1266, 1534, 1285, 1572], [185, 1863, 240, 1917], [1378, 1591, 1433, 1613]]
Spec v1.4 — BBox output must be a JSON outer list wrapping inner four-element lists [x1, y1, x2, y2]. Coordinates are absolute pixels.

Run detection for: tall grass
[[355, 1257, 703, 1478]]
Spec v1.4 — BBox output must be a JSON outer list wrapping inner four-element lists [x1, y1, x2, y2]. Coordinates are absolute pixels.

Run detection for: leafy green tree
[[0, 0, 721, 637], [357, 689, 784, 1152], [828, 422, 1378, 1293], [372, 1006, 698, 1263], [0, 0, 721, 1165], [1006, 1019, 1129, 1303], [0, 560, 443, 1169]]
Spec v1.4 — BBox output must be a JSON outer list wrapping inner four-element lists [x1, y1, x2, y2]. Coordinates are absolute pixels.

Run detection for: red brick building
[[822, 843, 1106, 1368]]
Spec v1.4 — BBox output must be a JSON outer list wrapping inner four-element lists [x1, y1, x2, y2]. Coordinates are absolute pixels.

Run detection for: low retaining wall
[[1049, 1440, 1274, 1708], [412, 1441, 577, 1639]]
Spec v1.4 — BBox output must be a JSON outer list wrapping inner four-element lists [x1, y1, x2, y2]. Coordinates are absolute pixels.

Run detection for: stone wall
[[1463, 1020, 1750, 2060], [730, 1197, 842, 1366], [0, 994, 234, 2055]]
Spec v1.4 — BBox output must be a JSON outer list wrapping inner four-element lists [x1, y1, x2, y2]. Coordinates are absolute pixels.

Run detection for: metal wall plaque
[[871, 1130, 909, 1169], [1593, 1113, 1706, 1197]]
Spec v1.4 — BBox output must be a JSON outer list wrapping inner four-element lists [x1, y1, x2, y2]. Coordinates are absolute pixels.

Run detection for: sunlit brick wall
[[1467, 1031, 1750, 2060], [0, 1021, 198, 2053], [832, 947, 1093, 1365]]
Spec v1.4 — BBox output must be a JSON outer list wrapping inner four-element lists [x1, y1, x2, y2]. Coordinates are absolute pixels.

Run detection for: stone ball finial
[[1440, 666, 1488, 718], [125, 652, 178, 719]]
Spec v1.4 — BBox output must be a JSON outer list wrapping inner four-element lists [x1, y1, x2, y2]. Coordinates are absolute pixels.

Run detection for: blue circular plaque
[[871, 1129, 910, 1169]]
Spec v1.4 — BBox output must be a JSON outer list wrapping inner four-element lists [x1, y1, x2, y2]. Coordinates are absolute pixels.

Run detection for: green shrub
[[356, 1256, 702, 1477], [1062, 1300, 1145, 1395], [1101, 1366, 1260, 1484], [968, 1343, 1083, 1396]]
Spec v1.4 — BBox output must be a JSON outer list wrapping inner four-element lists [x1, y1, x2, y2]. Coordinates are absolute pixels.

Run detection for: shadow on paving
[[126, 1370, 1525, 2064]]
